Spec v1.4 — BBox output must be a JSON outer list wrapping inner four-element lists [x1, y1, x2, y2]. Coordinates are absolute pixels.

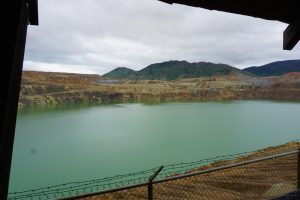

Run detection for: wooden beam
[[0, 1, 30, 199], [158, 0, 300, 24], [29, 0, 39, 25], [283, 23, 300, 50]]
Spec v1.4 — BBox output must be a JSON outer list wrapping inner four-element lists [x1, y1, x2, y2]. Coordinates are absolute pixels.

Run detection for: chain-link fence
[[8, 141, 300, 200], [153, 153, 297, 200]]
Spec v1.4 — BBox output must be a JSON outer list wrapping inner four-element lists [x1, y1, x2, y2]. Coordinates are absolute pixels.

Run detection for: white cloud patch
[[24, 60, 98, 74], [24, 0, 300, 75]]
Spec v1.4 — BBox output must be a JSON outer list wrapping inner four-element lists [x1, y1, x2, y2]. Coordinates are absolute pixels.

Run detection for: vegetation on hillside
[[103, 61, 246, 80], [102, 67, 137, 79]]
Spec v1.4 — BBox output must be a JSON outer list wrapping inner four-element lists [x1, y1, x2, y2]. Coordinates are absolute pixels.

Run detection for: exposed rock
[[19, 71, 300, 107]]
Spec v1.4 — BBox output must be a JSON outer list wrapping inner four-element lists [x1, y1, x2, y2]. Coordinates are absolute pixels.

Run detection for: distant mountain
[[103, 60, 244, 80], [243, 60, 300, 76], [102, 67, 137, 79]]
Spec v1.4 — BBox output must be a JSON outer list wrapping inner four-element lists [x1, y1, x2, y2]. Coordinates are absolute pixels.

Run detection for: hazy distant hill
[[102, 67, 137, 79], [243, 60, 300, 76], [103, 60, 245, 80]]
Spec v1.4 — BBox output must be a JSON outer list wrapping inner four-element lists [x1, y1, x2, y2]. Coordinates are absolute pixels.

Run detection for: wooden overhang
[[159, 0, 300, 50]]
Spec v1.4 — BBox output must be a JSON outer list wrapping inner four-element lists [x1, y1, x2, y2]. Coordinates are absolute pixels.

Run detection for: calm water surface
[[9, 101, 300, 192]]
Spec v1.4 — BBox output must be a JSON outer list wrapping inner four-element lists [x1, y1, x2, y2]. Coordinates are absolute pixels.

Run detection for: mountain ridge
[[103, 60, 247, 80], [104, 59, 300, 79], [243, 59, 300, 76]]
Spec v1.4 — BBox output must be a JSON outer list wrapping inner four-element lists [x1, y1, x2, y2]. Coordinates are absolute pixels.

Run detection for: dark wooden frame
[[0, 0, 38, 199]]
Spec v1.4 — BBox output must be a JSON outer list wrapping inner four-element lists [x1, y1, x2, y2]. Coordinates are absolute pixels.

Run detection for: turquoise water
[[9, 101, 300, 192]]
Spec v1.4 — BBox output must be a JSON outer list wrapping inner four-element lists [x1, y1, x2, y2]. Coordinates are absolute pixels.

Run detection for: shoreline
[[18, 98, 300, 109]]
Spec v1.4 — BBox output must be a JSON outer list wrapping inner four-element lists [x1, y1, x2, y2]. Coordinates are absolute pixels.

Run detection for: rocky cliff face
[[19, 71, 300, 107]]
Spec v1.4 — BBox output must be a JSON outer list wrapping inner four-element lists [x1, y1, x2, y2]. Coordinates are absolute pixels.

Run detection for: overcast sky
[[24, 0, 300, 75]]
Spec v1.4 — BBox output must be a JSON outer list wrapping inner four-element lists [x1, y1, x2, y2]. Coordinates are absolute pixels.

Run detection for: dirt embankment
[[19, 71, 300, 107]]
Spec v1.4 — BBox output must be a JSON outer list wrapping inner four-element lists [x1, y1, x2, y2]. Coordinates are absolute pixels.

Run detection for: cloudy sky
[[24, 0, 300, 75]]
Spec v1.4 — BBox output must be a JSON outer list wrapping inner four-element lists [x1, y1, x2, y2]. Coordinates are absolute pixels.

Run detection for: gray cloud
[[24, 0, 300, 75]]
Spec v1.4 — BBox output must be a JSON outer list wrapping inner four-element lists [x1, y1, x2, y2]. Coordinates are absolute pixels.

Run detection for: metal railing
[[8, 142, 300, 200]]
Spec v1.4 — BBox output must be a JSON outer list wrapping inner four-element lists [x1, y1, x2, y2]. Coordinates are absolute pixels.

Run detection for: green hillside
[[102, 67, 137, 79], [103, 61, 244, 80]]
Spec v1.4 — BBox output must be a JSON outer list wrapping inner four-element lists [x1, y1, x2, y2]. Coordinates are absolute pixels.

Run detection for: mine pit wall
[[18, 86, 300, 107]]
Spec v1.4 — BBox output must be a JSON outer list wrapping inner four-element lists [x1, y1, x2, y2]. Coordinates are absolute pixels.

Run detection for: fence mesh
[[153, 154, 297, 200], [8, 140, 300, 200], [78, 186, 148, 200]]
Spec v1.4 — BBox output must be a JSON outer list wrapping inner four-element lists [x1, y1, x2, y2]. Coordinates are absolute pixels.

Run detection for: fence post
[[298, 148, 300, 190], [148, 166, 164, 200]]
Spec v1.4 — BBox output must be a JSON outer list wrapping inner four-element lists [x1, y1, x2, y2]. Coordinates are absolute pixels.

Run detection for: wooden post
[[283, 23, 300, 50]]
